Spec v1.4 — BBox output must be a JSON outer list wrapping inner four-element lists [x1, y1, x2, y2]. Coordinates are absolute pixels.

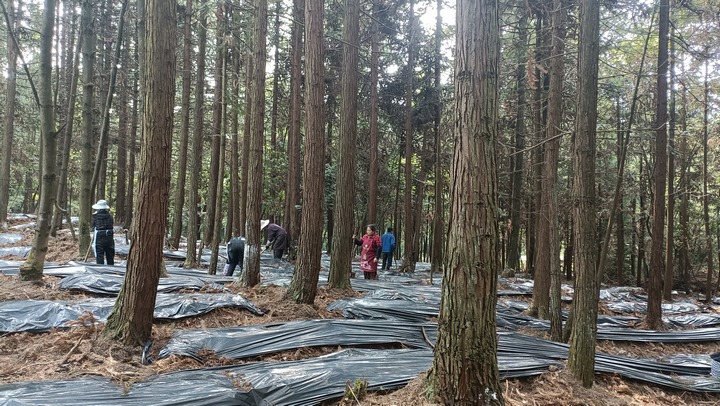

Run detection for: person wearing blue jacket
[[380, 227, 396, 270]]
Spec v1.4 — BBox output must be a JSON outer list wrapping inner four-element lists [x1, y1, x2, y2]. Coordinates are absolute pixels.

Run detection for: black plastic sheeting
[[607, 300, 702, 314], [0, 293, 264, 333], [159, 319, 438, 361], [328, 297, 440, 322], [0, 234, 23, 245], [59, 272, 228, 295], [157, 321, 720, 396], [0, 373, 241, 406], [499, 331, 720, 393], [113, 245, 217, 263], [595, 327, 720, 342], [0, 347, 563, 406], [329, 297, 720, 343], [0, 246, 31, 257]]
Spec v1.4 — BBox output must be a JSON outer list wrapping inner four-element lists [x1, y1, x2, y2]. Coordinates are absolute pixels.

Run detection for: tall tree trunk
[[647, 0, 669, 328], [49, 2, 71, 232], [125, 40, 139, 228], [564, 214, 573, 280], [367, 0, 380, 224], [230, 45, 241, 238], [324, 84, 336, 253], [531, 0, 565, 322], [631, 197, 637, 283], [637, 160, 646, 287], [210, 50, 228, 275], [209, 4, 229, 274], [411, 131, 431, 265], [567, 0, 600, 388], [241, 0, 267, 287], [615, 101, 625, 285], [19, 0, 56, 280], [132, 0, 148, 231], [282, 0, 303, 254], [506, 0, 527, 274], [269, 0, 281, 147], [288, 0, 324, 303], [399, 0, 416, 273], [204, 2, 226, 247], [328, 0, 358, 289], [95, 0, 111, 201], [114, 34, 130, 226], [169, 0, 194, 249], [526, 10, 548, 276], [702, 56, 713, 303], [430, 0, 443, 278], [183, 3, 207, 267], [284, 0, 305, 258], [0, 0, 17, 229], [664, 23, 676, 300], [678, 57, 690, 292], [430, 0, 503, 402], [104, 0, 176, 345], [546, 0, 565, 341], [51, 27, 82, 237], [79, 0, 97, 256], [238, 53, 252, 236]]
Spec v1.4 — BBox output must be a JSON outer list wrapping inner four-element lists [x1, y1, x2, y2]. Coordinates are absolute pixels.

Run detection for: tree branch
[[0, 0, 40, 108]]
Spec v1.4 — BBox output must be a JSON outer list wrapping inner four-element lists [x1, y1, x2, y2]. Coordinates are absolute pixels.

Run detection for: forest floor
[[1, 217, 720, 405]]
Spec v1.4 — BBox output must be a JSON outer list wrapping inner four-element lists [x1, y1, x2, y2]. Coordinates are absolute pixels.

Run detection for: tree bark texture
[[430, 0, 503, 403], [19, 0, 56, 280], [230, 46, 241, 238], [241, 0, 267, 287], [546, 0, 565, 341], [0, 0, 17, 229], [328, 0, 359, 289], [506, 0, 527, 274], [647, 0, 669, 327], [210, 39, 228, 276], [204, 3, 226, 247], [664, 26, 676, 300], [169, 0, 194, 249], [288, 0, 324, 303], [399, 0, 416, 273], [104, 0, 176, 345], [430, 0, 444, 277], [114, 37, 129, 226], [79, 0, 96, 256], [51, 20, 81, 237], [367, 0, 380, 225], [282, 0, 303, 253], [567, 0, 599, 388], [702, 59, 713, 302], [184, 4, 207, 267], [239, 53, 252, 238]]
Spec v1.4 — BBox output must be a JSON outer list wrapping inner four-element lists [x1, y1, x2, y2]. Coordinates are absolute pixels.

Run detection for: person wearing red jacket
[[353, 224, 382, 280]]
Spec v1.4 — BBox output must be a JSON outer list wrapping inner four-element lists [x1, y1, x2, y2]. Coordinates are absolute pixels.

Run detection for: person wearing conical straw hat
[[261, 220, 288, 259]]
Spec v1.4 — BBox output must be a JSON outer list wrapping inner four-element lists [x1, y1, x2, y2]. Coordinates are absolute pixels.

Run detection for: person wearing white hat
[[92, 199, 115, 265], [261, 220, 288, 259]]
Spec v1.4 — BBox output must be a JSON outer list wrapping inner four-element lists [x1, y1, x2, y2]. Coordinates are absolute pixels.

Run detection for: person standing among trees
[[224, 236, 246, 276], [92, 199, 115, 265], [381, 227, 396, 270], [353, 224, 382, 279], [261, 220, 288, 259]]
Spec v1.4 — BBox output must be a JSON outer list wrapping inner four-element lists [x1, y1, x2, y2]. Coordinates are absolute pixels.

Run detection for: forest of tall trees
[[0, 0, 719, 394]]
